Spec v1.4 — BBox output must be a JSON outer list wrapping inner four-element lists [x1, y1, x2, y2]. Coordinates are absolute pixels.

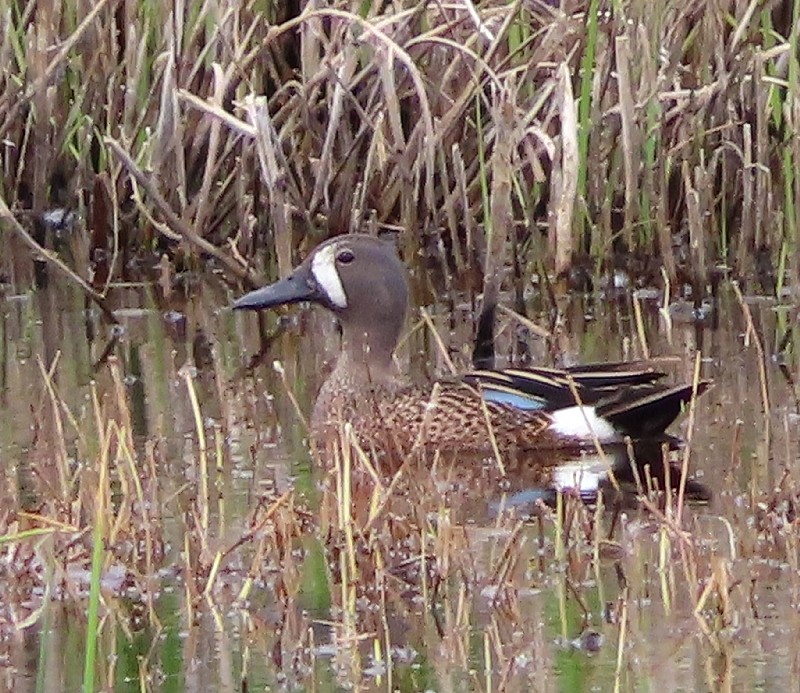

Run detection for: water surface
[[1, 274, 798, 692]]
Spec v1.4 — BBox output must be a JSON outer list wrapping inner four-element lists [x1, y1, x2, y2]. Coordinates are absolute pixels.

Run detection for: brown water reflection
[[1, 274, 799, 691]]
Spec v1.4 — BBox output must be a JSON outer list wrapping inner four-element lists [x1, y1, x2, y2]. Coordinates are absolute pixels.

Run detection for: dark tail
[[598, 381, 711, 438]]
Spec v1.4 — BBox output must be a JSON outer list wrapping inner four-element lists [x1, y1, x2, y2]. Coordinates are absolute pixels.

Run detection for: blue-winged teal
[[233, 234, 708, 464]]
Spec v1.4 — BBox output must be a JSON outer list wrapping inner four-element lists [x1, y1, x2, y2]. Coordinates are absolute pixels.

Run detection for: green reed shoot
[[576, 0, 600, 208], [83, 385, 109, 693]]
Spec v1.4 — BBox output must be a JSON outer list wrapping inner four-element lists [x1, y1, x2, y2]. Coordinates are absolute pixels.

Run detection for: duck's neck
[[339, 326, 398, 385], [312, 328, 398, 431]]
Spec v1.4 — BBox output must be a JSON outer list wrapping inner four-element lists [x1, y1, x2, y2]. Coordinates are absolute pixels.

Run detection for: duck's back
[[310, 368, 567, 460]]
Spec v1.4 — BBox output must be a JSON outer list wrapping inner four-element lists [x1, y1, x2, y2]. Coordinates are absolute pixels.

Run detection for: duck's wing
[[463, 362, 666, 412]]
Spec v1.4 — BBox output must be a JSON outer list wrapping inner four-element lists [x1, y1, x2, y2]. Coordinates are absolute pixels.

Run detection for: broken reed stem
[[336, 436, 357, 580], [592, 491, 605, 590], [183, 367, 210, 546], [624, 437, 645, 496], [334, 440, 362, 679], [120, 435, 155, 588], [731, 280, 771, 441], [214, 425, 225, 534], [658, 526, 672, 615], [478, 394, 507, 477], [613, 591, 629, 693], [487, 520, 525, 585], [37, 354, 71, 497], [83, 382, 112, 693], [565, 376, 620, 492], [482, 85, 515, 361], [273, 360, 310, 433], [615, 34, 638, 250], [497, 304, 551, 339], [344, 426, 383, 491], [552, 62, 578, 278], [375, 546, 393, 692], [575, 0, 599, 214], [659, 267, 674, 346], [204, 553, 224, 599], [483, 629, 492, 693], [221, 490, 293, 562], [554, 491, 565, 565], [676, 350, 703, 525], [361, 462, 407, 535], [555, 570, 568, 642], [420, 307, 457, 374], [632, 292, 650, 359]]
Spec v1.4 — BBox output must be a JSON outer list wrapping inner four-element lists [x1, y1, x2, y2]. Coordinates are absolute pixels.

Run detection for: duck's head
[[233, 234, 409, 365]]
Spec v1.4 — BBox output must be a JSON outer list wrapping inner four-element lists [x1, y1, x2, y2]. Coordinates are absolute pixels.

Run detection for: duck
[[232, 234, 708, 470]]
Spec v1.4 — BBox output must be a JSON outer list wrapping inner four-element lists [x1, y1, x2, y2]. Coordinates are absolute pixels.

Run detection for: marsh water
[[2, 270, 800, 692]]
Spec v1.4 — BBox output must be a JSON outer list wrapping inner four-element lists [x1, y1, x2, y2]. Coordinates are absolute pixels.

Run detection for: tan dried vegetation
[[0, 1, 797, 294]]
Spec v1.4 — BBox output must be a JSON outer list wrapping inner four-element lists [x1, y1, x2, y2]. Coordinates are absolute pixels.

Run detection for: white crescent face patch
[[311, 244, 348, 309]]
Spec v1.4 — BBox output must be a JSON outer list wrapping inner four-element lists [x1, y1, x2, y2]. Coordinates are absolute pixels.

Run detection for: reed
[[0, 1, 798, 301]]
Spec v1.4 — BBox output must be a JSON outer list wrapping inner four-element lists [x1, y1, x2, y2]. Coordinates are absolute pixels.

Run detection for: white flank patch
[[553, 462, 603, 494], [548, 406, 617, 442], [311, 245, 348, 308]]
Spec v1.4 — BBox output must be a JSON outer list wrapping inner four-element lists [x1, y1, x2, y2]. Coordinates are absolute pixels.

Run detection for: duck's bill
[[232, 269, 322, 311]]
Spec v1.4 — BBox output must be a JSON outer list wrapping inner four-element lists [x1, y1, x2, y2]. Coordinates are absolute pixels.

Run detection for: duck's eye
[[336, 249, 355, 264]]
